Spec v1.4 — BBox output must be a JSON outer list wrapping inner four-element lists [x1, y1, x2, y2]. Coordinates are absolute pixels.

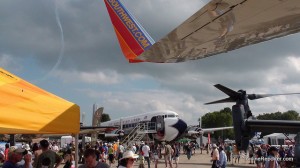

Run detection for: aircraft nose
[[171, 118, 187, 138]]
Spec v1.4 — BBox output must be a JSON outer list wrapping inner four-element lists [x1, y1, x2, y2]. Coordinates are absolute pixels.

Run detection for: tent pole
[[75, 134, 79, 168], [9, 134, 15, 146]]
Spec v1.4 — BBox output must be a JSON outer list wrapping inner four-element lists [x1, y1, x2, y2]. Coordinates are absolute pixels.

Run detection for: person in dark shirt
[[35, 139, 62, 168], [79, 148, 109, 168]]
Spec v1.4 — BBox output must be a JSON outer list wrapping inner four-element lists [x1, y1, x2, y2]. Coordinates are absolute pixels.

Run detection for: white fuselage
[[101, 110, 187, 142]]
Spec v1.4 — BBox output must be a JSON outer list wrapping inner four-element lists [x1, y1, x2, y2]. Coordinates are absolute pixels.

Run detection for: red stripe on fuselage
[[104, 0, 144, 56]]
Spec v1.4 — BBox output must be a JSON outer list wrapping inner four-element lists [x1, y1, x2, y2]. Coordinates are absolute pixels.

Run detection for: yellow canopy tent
[[0, 67, 80, 134]]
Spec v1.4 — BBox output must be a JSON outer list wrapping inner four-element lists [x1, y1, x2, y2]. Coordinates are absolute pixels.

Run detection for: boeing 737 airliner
[[100, 110, 232, 142]]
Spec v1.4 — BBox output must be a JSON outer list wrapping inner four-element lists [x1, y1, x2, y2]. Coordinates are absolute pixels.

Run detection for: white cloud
[[0, 54, 15, 68], [80, 89, 209, 125], [55, 70, 121, 84], [287, 56, 300, 72]]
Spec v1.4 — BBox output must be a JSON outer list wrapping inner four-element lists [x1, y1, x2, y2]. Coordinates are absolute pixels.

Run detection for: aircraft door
[[150, 116, 165, 138]]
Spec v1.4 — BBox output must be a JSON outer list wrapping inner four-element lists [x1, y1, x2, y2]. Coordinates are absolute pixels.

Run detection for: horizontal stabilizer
[[134, 0, 300, 63]]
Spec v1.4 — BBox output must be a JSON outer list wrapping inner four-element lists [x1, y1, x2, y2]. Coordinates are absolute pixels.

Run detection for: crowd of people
[[209, 142, 295, 168], [0, 139, 296, 168], [0, 139, 186, 168]]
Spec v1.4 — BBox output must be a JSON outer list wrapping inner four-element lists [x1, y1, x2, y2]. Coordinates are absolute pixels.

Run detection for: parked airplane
[[104, 0, 300, 63], [100, 110, 232, 142]]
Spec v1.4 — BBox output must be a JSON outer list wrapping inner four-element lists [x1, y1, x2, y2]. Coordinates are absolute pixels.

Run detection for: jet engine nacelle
[[186, 126, 204, 139], [232, 104, 251, 151], [104, 129, 125, 137], [116, 129, 125, 137]]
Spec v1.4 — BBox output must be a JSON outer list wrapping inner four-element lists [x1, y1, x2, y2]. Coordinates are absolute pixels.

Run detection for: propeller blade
[[205, 97, 235, 105], [248, 93, 300, 100], [214, 84, 239, 97]]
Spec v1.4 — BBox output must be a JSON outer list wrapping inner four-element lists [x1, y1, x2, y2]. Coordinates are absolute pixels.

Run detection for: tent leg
[[295, 132, 300, 166], [9, 134, 15, 146], [75, 134, 79, 168]]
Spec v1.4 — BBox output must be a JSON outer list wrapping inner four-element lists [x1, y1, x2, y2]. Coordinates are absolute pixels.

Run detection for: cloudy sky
[[1, 0, 300, 126]]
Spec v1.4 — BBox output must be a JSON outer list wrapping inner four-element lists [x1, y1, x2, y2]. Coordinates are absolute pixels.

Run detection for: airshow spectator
[[3, 146, 31, 168], [79, 148, 109, 168], [141, 142, 151, 168], [118, 150, 138, 168], [34, 139, 62, 168], [211, 144, 219, 168]]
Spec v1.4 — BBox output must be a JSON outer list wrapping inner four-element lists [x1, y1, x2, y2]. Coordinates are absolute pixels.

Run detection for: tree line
[[200, 108, 300, 140]]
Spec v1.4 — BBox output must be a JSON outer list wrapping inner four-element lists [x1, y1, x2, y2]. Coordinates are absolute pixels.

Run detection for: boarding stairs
[[122, 122, 157, 146]]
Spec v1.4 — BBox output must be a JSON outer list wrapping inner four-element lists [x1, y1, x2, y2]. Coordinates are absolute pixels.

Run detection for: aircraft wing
[[185, 125, 233, 139], [246, 119, 300, 134], [201, 126, 233, 133], [79, 126, 118, 134], [137, 0, 300, 63]]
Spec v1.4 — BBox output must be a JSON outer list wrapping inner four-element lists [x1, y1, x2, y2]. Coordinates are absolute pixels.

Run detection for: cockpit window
[[168, 114, 175, 118], [175, 115, 178, 118]]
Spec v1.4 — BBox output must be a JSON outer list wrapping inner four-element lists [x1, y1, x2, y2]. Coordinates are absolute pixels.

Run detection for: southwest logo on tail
[[104, 0, 300, 63], [104, 0, 154, 63]]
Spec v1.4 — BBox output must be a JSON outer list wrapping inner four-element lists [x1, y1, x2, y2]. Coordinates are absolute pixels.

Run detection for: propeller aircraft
[[206, 84, 300, 166]]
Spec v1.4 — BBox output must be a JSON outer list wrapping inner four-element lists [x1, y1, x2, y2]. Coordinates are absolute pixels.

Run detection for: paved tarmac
[[59, 149, 257, 168]]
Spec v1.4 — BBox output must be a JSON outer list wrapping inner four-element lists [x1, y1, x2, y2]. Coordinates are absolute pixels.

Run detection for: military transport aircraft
[[205, 84, 300, 166]]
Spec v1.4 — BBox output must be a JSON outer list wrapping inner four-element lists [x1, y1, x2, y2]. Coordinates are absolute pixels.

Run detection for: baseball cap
[[9, 146, 25, 154]]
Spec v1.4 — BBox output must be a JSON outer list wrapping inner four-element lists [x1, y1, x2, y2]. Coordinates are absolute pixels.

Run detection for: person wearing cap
[[118, 150, 138, 168], [141, 142, 150, 168], [79, 148, 109, 168], [17, 144, 32, 168], [211, 144, 219, 168], [3, 146, 31, 168], [265, 146, 279, 168], [35, 139, 62, 168]]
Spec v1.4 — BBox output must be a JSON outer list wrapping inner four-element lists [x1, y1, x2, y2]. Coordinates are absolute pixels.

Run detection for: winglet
[[104, 0, 155, 62]]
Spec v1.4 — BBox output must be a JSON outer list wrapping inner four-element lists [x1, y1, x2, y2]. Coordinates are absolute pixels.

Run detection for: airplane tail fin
[[104, 0, 155, 63], [92, 106, 104, 126]]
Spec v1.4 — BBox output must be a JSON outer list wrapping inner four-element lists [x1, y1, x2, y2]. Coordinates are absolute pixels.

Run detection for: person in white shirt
[[51, 142, 59, 153], [142, 142, 151, 168]]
